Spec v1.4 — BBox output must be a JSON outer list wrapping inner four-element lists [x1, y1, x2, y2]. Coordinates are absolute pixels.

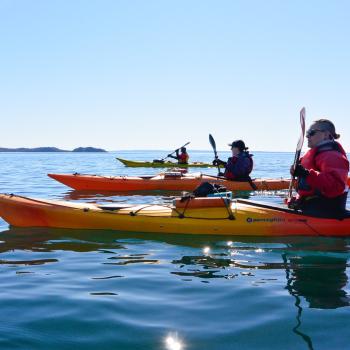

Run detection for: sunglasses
[[306, 129, 325, 137]]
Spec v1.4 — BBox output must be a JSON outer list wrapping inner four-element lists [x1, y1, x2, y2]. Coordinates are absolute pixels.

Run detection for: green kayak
[[116, 157, 213, 168]]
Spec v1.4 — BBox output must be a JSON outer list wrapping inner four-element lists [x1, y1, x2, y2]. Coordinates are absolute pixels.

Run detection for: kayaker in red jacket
[[289, 119, 349, 218], [168, 147, 189, 164], [213, 140, 254, 181]]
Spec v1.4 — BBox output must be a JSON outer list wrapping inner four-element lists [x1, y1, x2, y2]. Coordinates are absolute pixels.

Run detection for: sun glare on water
[[203, 246, 210, 254], [165, 334, 183, 350]]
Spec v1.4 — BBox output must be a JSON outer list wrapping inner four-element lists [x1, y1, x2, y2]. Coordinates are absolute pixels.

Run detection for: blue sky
[[1, 0, 349, 151]]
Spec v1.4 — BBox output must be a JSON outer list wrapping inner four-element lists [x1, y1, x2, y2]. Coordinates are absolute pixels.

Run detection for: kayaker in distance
[[288, 119, 349, 218], [212, 140, 254, 181], [167, 147, 189, 164]]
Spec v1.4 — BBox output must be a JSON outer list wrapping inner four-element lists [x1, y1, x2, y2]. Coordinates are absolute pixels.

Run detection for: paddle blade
[[288, 107, 306, 198], [296, 107, 306, 152], [209, 134, 216, 152], [209, 134, 220, 174]]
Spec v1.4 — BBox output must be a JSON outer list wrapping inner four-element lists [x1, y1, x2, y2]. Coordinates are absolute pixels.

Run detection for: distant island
[[0, 147, 107, 152]]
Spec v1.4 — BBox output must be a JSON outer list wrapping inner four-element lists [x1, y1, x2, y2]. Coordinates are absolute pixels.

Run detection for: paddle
[[153, 142, 191, 163], [209, 134, 221, 175], [202, 173, 227, 180], [288, 107, 306, 199]]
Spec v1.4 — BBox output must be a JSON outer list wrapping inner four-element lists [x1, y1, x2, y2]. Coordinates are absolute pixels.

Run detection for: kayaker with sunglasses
[[167, 147, 189, 164], [212, 140, 254, 181], [289, 119, 349, 218]]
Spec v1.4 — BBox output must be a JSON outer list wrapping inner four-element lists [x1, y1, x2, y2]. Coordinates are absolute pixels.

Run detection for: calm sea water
[[0, 151, 349, 350]]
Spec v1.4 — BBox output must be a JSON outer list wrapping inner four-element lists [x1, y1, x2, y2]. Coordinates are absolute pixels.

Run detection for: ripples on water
[[0, 151, 349, 350]]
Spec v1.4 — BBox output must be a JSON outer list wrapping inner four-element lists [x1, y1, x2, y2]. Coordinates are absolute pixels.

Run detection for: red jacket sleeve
[[306, 151, 349, 198]]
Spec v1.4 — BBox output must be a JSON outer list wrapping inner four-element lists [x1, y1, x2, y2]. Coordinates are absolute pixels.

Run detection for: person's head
[[306, 119, 340, 148], [181, 147, 187, 153], [228, 140, 247, 156]]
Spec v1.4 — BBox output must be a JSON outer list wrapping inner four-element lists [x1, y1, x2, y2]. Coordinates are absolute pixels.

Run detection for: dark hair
[[181, 147, 187, 152], [313, 119, 340, 139], [229, 140, 248, 152]]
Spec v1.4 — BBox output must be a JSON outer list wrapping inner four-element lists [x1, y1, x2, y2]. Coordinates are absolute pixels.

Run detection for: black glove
[[213, 159, 225, 166], [167, 154, 172, 157], [293, 164, 309, 178]]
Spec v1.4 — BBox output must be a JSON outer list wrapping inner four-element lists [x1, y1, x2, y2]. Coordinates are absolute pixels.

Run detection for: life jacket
[[178, 152, 189, 164], [224, 152, 253, 181], [298, 141, 349, 198], [301, 141, 346, 171]]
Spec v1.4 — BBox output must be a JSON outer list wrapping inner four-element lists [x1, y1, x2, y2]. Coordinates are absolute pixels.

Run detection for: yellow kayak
[[116, 157, 213, 168], [0, 194, 349, 237]]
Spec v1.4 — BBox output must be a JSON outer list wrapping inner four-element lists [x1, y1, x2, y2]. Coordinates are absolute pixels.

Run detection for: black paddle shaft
[[161, 141, 190, 162]]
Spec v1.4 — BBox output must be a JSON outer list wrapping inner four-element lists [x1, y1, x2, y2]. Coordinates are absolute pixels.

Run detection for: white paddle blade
[[296, 107, 306, 151]]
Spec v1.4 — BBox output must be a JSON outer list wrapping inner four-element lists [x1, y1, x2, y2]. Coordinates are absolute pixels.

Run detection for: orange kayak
[[0, 193, 349, 236], [48, 173, 292, 192]]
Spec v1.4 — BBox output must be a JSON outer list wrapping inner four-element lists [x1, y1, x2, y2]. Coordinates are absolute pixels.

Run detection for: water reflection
[[284, 253, 349, 309], [0, 227, 349, 349], [0, 227, 126, 254], [280, 240, 349, 348], [170, 238, 349, 349], [0, 258, 58, 266], [2, 228, 348, 308], [165, 334, 183, 350], [278, 239, 348, 350], [104, 255, 159, 265], [169, 237, 350, 309]]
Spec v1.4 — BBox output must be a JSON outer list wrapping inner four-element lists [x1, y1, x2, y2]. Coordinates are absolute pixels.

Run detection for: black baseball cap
[[228, 140, 247, 151]]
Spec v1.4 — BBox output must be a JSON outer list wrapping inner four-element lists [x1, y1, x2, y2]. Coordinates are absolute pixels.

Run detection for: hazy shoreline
[[0, 147, 106, 153]]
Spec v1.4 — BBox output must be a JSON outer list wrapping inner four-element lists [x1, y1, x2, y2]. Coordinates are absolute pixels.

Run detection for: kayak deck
[[48, 173, 292, 192], [1, 194, 349, 237], [116, 157, 213, 168]]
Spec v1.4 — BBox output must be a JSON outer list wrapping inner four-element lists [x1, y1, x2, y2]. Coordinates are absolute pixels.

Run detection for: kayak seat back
[[174, 196, 230, 209], [164, 171, 183, 179]]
